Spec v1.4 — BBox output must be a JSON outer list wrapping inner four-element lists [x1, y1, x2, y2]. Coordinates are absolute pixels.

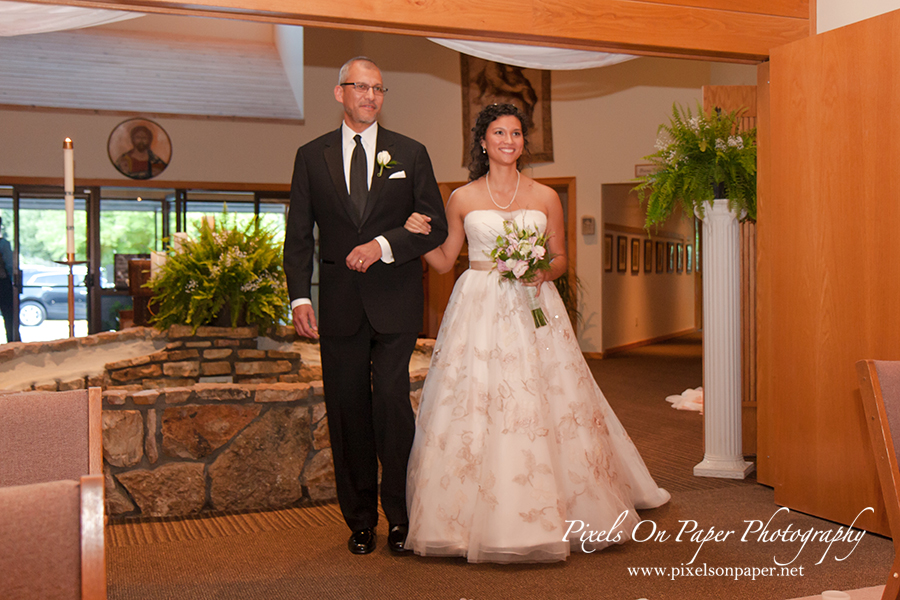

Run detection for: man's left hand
[[346, 240, 383, 273]]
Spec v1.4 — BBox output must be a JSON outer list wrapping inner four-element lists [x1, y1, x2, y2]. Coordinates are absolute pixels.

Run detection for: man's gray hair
[[338, 56, 379, 84]]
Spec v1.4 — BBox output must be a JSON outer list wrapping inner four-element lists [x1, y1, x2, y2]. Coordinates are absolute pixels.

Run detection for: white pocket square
[[388, 170, 406, 179]]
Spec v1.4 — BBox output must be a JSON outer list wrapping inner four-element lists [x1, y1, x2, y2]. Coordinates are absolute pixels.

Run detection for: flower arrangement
[[634, 102, 757, 228], [148, 214, 289, 333], [487, 220, 552, 328]]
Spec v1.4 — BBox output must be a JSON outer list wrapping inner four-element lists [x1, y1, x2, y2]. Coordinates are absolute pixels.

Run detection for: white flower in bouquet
[[488, 219, 553, 328]]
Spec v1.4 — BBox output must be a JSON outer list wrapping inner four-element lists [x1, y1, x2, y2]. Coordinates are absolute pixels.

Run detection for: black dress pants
[[320, 319, 417, 531]]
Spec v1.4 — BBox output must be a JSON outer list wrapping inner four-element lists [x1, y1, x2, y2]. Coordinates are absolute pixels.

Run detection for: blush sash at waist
[[468, 260, 494, 271]]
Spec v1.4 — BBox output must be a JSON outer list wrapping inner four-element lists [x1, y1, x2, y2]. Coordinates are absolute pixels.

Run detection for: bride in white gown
[[402, 104, 669, 563]]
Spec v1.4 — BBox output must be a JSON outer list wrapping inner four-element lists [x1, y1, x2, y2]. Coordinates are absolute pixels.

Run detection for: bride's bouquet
[[487, 220, 552, 328]]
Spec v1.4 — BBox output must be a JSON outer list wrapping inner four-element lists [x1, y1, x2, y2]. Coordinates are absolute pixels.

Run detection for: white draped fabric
[[0, 0, 141, 37], [429, 38, 636, 70], [0, 2, 632, 72]]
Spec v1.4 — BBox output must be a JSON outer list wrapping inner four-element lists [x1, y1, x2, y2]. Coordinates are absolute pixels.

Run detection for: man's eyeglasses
[[340, 82, 388, 95]]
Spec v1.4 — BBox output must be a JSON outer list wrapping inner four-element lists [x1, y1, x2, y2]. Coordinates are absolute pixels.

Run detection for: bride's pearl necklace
[[486, 170, 521, 210]]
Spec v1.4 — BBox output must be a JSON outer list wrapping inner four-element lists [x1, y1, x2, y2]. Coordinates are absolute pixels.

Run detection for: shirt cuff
[[376, 235, 394, 264], [290, 298, 312, 310]]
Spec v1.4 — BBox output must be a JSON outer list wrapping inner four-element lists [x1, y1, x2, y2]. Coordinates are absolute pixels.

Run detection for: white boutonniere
[[376, 151, 399, 177]]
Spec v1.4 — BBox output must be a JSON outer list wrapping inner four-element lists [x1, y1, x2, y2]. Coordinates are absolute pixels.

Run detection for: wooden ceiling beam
[[19, 0, 810, 62]]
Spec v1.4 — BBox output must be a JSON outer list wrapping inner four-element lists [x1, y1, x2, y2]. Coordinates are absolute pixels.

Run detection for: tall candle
[[63, 138, 75, 258]]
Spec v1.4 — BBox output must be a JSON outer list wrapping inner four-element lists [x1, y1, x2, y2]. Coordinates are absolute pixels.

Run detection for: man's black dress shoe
[[388, 524, 410, 553], [348, 528, 376, 555]]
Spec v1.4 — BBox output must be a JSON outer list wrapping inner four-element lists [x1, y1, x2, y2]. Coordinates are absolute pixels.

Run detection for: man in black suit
[[283, 57, 447, 555]]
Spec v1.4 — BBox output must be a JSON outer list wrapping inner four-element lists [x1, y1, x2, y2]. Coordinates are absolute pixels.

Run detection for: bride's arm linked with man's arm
[[402, 189, 568, 291], [403, 195, 467, 275]]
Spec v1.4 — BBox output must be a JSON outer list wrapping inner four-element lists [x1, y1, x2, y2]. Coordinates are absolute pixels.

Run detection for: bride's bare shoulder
[[526, 177, 558, 198], [519, 176, 560, 209], [447, 179, 483, 211], [450, 180, 482, 199]]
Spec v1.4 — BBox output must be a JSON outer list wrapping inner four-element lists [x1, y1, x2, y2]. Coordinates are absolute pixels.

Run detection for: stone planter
[[0, 325, 433, 517]]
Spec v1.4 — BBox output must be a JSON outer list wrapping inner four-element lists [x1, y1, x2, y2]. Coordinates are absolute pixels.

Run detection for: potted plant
[[148, 214, 289, 333], [635, 103, 758, 480], [634, 102, 757, 227]]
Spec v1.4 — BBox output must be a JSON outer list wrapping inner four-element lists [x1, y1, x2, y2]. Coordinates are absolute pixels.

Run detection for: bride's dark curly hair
[[467, 103, 530, 181]]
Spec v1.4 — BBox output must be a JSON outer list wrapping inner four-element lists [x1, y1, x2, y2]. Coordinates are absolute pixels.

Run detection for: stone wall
[[102, 378, 425, 518], [0, 326, 432, 518], [105, 325, 318, 389], [0, 327, 166, 392]]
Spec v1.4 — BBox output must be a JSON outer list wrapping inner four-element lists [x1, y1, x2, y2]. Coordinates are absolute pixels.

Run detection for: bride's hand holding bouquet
[[488, 219, 552, 328]]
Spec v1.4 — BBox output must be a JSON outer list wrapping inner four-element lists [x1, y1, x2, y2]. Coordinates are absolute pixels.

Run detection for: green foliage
[[12, 209, 88, 265], [148, 214, 289, 333], [553, 269, 584, 327], [99, 210, 160, 265], [3, 208, 156, 268], [634, 103, 757, 228]]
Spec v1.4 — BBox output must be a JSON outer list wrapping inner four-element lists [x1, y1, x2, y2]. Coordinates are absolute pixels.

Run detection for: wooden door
[[759, 11, 900, 535], [701, 85, 758, 457]]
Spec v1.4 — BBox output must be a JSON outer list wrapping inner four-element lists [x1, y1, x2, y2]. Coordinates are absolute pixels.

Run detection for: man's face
[[334, 62, 384, 132], [132, 129, 151, 151]]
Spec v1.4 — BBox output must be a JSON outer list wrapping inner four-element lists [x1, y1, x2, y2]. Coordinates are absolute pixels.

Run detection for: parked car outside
[[19, 266, 89, 326]]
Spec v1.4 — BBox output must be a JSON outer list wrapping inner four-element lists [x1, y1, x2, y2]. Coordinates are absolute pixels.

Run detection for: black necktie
[[350, 134, 367, 217]]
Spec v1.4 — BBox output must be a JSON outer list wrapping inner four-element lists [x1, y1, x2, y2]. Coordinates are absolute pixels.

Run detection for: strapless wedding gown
[[405, 209, 670, 563]]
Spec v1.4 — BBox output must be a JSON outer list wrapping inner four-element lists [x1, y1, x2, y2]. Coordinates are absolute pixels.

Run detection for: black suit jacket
[[284, 126, 448, 336]]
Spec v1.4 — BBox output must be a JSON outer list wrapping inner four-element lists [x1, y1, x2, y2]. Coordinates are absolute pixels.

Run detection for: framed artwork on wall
[[604, 234, 613, 272], [108, 117, 171, 180], [677, 243, 684, 273], [656, 241, 665, 273], [695, 239, 701, 273], [667, 242, 675, 272], [617, 236, 628, 272], [643, 240, 653, 272], [631, 238, 640, 273], [461, 55, 553, 164], [686, 244, 693, 274]]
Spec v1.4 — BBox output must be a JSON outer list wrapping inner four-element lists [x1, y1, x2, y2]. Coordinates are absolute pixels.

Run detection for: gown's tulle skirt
[[406, 268, 670, 563]]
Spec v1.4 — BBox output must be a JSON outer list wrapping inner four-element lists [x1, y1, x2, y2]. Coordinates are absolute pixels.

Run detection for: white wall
[[818, 0, 900, 33], [0, 17, 757, 352]]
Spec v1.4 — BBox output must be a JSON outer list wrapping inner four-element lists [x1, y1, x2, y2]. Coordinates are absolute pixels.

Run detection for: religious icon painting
[[460, 55, 552, 165], [108, 118, 171, 180]]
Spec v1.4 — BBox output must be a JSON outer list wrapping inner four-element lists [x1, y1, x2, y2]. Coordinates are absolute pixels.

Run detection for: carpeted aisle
[[106, 334, 894, 600], [106, 486, 893, 600]]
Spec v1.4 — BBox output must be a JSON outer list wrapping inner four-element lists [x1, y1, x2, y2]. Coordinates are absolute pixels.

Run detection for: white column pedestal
[[694, 199, 754, 479]]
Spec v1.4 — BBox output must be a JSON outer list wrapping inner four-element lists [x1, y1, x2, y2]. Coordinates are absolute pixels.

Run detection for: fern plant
[[634, 103, 757, 228], [148, 214, 289, 333], [554, 269, 584, 328]]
